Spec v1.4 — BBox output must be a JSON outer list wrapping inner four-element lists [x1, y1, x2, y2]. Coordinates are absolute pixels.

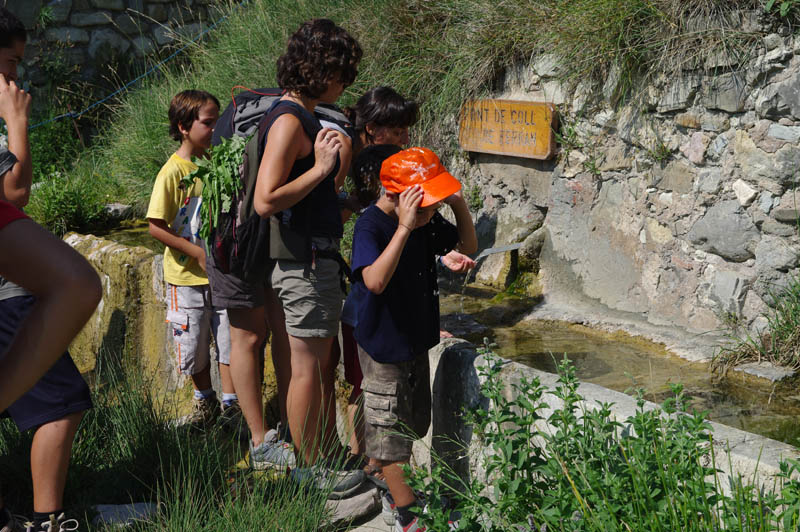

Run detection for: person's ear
[[365, 123, 376, 137], [178, 121, 191, 138]]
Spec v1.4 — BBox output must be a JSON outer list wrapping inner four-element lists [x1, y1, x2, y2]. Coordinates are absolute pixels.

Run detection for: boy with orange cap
[[349, 147, 477, 531]]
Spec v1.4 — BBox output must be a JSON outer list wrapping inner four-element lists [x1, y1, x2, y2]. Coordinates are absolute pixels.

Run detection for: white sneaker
[[249, 429, 296, 471], [381, 491, 398, 525]]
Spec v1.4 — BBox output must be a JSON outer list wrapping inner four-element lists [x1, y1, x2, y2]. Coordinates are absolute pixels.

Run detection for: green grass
[[713, 276, 800, 375], [0, 357, 330, 531], [44, 0, 776, 227]]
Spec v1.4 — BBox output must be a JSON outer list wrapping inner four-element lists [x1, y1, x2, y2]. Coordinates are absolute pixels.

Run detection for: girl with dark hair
[[250, 18, 365, 497]]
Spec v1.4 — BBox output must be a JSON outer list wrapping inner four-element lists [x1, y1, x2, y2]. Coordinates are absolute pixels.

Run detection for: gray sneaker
[[187, 394, 221, 427], [249, 429, 296, 471], [291, 463, 366, 500]]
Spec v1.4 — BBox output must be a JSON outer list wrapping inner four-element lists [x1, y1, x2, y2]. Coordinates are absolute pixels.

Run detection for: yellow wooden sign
[[458, 99, 557, 160]]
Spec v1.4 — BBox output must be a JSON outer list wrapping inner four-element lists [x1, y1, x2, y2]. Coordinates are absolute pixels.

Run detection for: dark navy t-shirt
[[351, 205, 459, 363]]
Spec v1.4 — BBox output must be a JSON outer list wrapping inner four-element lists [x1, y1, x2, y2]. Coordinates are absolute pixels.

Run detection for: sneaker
[[249, 429, 296, 471], [218, 400, 247, 439], [0, 509, 26, 532], [24, 513, 79, 532], [290, 464, 365, 500], [381, 491, 398, 525], [187, 394, 220, 427], [394, 516, 425, 532]]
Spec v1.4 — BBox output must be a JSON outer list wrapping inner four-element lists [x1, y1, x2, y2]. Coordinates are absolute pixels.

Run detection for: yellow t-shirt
[[146, 153, 207, 286]]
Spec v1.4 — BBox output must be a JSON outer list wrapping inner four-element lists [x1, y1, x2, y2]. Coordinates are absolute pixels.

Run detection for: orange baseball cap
[[379, 147, 461, 207]]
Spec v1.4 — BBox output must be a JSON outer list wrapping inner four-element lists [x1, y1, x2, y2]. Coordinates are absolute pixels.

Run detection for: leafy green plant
[[409, 353, 800, 531], [467, 184, 483, 212], [26, 170, 109, 236], [648, 139, 672, 163], [765, 0, 800, 18], [182, 134, 247, 240]]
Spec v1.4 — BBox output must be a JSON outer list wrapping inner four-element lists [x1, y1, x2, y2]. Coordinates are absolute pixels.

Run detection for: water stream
[[440, 286, 800, 446]]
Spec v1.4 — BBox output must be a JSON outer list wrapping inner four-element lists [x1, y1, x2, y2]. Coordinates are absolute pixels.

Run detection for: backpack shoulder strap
[[260, 100, 321, 146]]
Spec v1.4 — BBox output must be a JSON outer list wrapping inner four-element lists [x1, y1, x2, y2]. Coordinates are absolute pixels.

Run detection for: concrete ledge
[[412, 338, 800, 492]]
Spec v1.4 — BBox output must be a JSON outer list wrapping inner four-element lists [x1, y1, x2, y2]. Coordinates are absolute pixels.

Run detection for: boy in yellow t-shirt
[[146, 90, 238, 427]]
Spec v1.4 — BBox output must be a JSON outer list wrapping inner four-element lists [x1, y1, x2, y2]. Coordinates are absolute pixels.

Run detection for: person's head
[[352, 144, 402, 206], [0, 8, 27, 82], [380, 147, 461, 228], [347, 86, 418, 148], [168, 90, 220, 151], [277, 19, 362, 103]]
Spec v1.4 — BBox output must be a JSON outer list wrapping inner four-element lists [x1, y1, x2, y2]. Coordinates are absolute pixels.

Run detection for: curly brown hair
[[277, 19, 362, 99], [168, 90, 220, 142]]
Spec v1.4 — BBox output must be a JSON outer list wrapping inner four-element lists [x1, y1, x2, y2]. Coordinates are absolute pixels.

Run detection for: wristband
[[398, 223, 413, 232]]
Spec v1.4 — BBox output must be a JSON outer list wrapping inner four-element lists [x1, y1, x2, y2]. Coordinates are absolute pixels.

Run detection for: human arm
[[334, 131, 352, 191], [147, 218, 207, 273], [360, 186, 423, 294], [0, 215, 102, 411], [445, 191, 478, 255], [253, 114, 341, 217], [0, 74, 32, 208]]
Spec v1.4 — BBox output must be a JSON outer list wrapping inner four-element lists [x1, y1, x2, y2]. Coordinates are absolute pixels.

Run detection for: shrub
[[25, 170, 109, 236], [409, 354, 800, 531]]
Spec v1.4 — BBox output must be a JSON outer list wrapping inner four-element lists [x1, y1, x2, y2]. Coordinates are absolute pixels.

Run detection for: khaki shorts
[[270, 238, 344, 338], [166, 284, 232, 375], [358, 345, 431, 462]]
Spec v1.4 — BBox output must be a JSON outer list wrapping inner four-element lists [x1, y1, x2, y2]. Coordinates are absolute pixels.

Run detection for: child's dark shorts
[[0, 295, 92, 432], [357, 344, 431, 462]]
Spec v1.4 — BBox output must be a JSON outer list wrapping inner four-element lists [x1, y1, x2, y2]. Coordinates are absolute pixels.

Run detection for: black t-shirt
[[350, 205, 459, 363]]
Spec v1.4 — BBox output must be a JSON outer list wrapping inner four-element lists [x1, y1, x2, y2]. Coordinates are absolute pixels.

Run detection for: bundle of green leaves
[[182, 135, 248, 241]]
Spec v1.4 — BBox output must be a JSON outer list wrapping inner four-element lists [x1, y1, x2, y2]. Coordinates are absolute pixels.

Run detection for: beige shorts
[[358, 345, 431, 462], [166, 284, 232, 375], [270, 239, 344, 338]]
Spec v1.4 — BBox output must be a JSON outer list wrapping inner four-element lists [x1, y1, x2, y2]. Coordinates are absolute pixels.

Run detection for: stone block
[[732, 179, 758, 207], [680, 132, 710, 165], [687, 200, 759, 262], [153, 25, 174, 45], [115, 13, 142, 35], [755, 74, 800, 120], [675, 112, 701, 129], [734, 130, 800, 186], [91, 0, 124, 9], [702, 73, 747, 113], [657, 74, 701, 113], [71, 11, 112, 26], [710, 270, 749, 314], [755, 235, 799, 272], [44, 27, 90, 44], [652, 160, 695, 194], [767, 123, 800, 142], [88, 28, 130, 61], [146, 4, 167, 21], [533, 53, 560, 78], [47, 0, 72, 23], [131, 35, 155, 57], [709, 134, 729, 157]]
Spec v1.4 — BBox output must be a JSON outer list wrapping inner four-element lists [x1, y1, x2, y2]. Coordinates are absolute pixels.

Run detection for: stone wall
[[463, 28, 800, 335], [5, 0, 222, 88]]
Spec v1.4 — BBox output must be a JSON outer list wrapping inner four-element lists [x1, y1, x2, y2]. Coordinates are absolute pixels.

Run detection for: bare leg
[[228, 307, 268, 446], [379, 460, 415, 508], [346, 389, 365, 455], [30, 412, 83, 513], [218, 363, 234, 395], [264, 288, 290, 429], [190, 363, 212, 392], [287, 335, 333, 464]]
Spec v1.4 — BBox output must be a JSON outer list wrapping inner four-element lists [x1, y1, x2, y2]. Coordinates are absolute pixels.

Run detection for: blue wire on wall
[[28, 0, 252, 131]]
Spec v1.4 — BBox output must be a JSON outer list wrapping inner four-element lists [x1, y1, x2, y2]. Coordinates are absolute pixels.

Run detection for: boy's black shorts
[[0, 295, 92, 432]]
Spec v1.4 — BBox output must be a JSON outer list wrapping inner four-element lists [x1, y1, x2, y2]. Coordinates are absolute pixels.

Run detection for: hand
[[313, 127, 342, 177], [0, 74, 31, 126], [439, 329, 453, 339], [440, 250, 476, 273], [397, 185, 423, 231]]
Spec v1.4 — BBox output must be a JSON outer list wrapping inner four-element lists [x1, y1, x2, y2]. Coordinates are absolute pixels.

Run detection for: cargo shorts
[[270, 237, 344, 338], [357, 344, 431, 462], [166, 284, 232, 375]]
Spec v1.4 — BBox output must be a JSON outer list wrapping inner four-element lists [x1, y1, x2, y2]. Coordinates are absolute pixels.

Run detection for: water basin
[[440, 287, 800, 446]]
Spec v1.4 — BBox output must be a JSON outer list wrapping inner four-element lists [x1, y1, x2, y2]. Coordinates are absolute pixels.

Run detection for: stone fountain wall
[[4, 0, 223, 88], [461, 25, 800, 335]]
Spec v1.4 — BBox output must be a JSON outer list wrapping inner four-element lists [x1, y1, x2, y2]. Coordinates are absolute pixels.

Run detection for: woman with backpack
[[252, 18, 365, 498]]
